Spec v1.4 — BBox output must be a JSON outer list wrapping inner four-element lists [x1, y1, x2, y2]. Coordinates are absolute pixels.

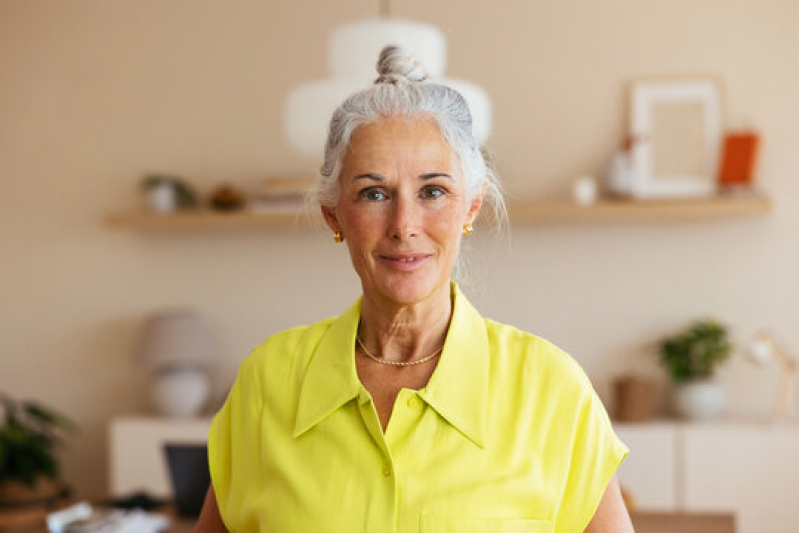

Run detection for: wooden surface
[[631, 511, 736, 533], [508, 195, 771, 223], [156, 511, 739, 533], [106, 195, 771, 230], [105, 209, 313, 230]]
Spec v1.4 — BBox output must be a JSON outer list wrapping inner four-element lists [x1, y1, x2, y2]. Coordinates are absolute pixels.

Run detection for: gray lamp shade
[[138, 309, 217, 370]]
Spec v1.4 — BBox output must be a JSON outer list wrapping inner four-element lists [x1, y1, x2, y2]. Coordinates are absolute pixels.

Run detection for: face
[[322, 115, 483, 307]]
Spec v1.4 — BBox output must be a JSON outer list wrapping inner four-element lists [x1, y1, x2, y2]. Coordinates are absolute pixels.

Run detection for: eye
[[359, 188, 388, 202], [420, 185, 445, 200]]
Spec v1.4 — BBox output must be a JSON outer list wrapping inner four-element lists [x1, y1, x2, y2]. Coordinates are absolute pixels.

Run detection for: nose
[[388, 195, 421, 241]]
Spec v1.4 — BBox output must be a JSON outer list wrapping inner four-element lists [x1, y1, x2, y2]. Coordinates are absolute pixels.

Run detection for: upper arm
[[583, 475, 634, 533], [194, 486, 229, 533]]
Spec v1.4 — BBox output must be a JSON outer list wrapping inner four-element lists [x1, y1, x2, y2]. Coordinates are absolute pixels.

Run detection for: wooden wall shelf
[[508, 194, 771, 223], [106, 195, 771, 230], [105, 209, 313, 230]]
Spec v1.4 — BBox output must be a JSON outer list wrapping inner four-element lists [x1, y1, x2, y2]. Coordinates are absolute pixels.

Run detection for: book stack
[[247, 176, 315, 214]]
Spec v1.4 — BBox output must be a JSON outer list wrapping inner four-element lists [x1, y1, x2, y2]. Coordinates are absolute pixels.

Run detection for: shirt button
[[382, 466, 392, 476], [406, 396, 418, 408]]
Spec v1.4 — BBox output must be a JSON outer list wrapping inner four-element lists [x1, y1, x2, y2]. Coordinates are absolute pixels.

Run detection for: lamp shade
[[138, 309, 216, 370], [329, 18, 447, 81], [285, 17, 492, 158]]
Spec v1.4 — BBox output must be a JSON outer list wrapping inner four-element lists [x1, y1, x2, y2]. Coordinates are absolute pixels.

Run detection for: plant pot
[[673, 379, 726, 420], [0, 476, 62, 530], [147, 183, 178, 214]]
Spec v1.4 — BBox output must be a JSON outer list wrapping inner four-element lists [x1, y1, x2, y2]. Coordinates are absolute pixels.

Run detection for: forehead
[[343, 115, 457, 172]]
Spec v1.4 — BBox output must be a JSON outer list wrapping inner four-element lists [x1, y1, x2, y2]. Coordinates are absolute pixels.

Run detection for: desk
[[165, 512, 736, 533]]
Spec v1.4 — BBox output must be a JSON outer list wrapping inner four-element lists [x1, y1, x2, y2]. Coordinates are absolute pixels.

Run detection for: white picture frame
[[629, 80, 722, 199]]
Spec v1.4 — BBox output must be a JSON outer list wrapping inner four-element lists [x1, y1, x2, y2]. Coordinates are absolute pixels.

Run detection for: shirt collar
[[293, 299, 363, 438], [293, 283, 490, 448]]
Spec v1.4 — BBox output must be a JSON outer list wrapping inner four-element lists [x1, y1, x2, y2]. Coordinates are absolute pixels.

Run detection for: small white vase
[[673, 379, 726, 421], [151, 365, 210, 418], [606, 151, 633, 196], [572, 175, 598, 205]]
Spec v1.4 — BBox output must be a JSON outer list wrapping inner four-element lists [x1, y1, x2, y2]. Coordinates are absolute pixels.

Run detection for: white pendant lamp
[[285, 9, 492, 158]]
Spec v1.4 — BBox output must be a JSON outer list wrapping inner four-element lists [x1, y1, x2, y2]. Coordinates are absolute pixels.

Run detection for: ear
[[465, 186, 486, 226], [321, 205, 341, 233]]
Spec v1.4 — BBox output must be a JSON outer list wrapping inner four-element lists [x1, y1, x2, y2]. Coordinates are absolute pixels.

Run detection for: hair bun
[[374, 45, 427, 84]]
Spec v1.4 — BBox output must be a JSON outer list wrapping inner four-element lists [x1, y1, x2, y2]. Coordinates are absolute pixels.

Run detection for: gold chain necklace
[[356, 335, 443, 367]]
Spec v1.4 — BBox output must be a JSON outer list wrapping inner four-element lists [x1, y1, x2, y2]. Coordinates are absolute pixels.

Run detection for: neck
[[358, 283, 453, 363]]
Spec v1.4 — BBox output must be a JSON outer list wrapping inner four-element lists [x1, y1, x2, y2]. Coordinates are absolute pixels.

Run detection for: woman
[[197, 46, 632, 533]]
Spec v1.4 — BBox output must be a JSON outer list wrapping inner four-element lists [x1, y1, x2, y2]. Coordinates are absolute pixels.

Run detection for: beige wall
[[1, 0, 797, 498]]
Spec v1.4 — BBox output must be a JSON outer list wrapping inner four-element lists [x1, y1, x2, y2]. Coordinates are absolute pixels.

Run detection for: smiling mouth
[[378, 254, 432, 271]]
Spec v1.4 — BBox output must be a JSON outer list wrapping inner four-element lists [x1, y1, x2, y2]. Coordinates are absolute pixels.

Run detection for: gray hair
[[314, 45, 507, 234]]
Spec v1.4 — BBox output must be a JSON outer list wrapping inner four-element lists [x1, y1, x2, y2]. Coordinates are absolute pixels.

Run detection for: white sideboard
[[614, 420, 799, 533], [613, 422, 679, 511]]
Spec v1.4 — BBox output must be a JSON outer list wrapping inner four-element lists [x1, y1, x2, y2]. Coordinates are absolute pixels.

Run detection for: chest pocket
[[421, 515, 553, 533]]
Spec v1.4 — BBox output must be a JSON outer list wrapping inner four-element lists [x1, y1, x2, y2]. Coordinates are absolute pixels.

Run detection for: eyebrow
[[352, 172, 453, 181], [420, 172, 453, 181]]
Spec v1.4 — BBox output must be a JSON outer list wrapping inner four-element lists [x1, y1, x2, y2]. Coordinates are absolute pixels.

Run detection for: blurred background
[[1, 0, 797, 531]]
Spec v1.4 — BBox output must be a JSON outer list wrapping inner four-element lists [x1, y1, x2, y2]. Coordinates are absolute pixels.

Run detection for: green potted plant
[[659, 319, 733, 420], [0, 393, 75, 528], [141, 174, 198, 214]]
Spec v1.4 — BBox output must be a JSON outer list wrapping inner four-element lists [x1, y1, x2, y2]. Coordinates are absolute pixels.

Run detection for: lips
[[378, 253, 432, 271]]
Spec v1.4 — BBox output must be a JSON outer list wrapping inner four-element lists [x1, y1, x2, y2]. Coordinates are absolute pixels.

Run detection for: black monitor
[[163, 443, 210, 518]]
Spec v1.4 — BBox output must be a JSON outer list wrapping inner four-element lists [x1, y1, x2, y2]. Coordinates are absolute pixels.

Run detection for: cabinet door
[[684, 424, 799, 533], [614, 423, 678, 511]]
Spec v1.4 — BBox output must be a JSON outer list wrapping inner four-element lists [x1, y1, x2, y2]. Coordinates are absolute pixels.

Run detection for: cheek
[[425, 210, 465, 247], [340, 209, 384, 260]]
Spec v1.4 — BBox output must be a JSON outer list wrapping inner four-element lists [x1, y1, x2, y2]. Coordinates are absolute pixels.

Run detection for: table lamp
[[747, 331, 797, 421], [138, 309, 217, 417]]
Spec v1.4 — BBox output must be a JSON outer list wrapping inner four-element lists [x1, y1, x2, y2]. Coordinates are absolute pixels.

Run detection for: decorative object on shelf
[[209, 184, 246, 212], [571, 175, 598, 205], [0, 393, 74, 530], [613, 375, 656, 422], [747, 331, 796, 422], [247, 176, 315, 214], [659, 319, 732, 420], [138, 309, 217, 417], [606, 135, 642, 197], [284, 0, 491, 157], [141, 174, 198, 214], [718, 131, 760, 190], [629, 79, 721, 199]]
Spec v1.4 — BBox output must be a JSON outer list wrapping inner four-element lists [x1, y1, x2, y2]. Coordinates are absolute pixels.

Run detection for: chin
[[368, 274, 450, 306]]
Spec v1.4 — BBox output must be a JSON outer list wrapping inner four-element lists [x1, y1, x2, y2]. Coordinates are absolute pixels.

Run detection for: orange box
[[718, 132, 759, 187]]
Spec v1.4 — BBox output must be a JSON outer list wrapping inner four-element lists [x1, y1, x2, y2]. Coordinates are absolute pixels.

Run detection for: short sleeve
[[207, 355, 263, 531], [555, 388, 629, 533]]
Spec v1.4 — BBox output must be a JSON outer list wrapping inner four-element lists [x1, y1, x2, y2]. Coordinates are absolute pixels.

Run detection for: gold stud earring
[[463, 224, 474, 236], [333, 231, 344, 243]]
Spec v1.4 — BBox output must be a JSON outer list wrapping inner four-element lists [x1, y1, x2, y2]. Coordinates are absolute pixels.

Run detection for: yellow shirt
[[209, 285, 628, 533]]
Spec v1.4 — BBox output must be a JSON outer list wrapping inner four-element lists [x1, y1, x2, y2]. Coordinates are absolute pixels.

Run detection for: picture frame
[[629, 79, 722, 199]]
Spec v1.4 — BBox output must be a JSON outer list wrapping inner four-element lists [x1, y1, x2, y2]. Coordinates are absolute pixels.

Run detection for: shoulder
[[239, 315, 338, 377], [483, 318, 594, 397]]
